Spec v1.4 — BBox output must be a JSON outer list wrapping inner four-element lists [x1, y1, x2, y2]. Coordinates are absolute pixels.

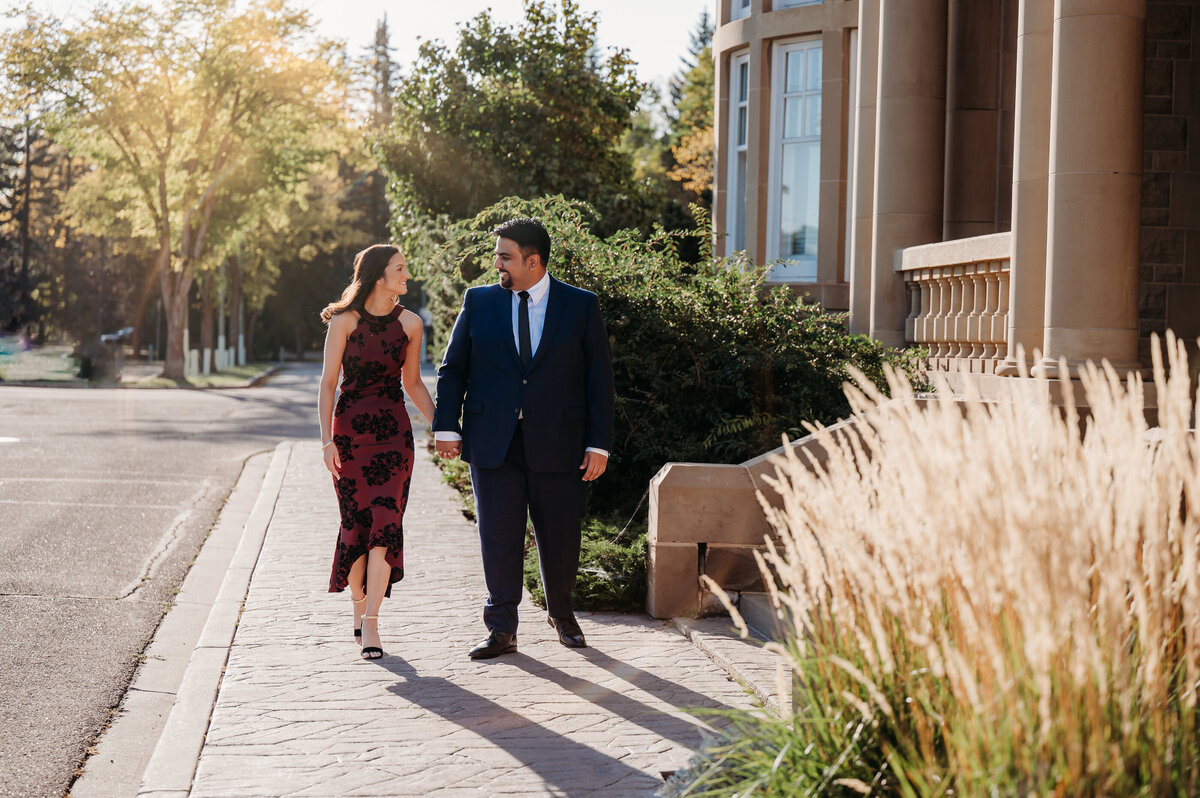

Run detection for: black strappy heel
[[360, 614, 383, 660]]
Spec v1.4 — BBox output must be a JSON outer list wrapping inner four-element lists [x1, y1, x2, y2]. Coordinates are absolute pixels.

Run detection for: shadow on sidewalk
[[509, 648, 738, 747], [380, 652, 674, 793]]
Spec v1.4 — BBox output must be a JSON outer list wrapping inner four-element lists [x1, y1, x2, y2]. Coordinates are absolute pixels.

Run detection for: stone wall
[[1140, 1, 1200, 365]]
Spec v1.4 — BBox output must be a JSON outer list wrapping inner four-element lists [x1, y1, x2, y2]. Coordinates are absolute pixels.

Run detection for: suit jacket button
[[522, 379, 527, 385]]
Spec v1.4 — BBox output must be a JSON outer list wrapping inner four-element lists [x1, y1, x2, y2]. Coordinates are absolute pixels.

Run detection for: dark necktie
[[518, 290, 532, 371]]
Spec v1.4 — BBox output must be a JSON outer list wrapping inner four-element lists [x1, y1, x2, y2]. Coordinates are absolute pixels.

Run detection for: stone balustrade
[[899, 232, 1012, 374]]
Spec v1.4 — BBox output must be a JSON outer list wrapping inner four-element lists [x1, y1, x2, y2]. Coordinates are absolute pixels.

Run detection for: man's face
[[494, 236, 541, 292]]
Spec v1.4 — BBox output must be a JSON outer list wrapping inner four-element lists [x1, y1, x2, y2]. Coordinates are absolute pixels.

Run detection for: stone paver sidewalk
[[187, 437, 756, 797]]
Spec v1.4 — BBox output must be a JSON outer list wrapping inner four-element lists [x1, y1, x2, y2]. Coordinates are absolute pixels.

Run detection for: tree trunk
[[229, 252, 242, 365], [17, 112, 32, 329], [200, 272, 214, 373], [160, 256, 195, 380], [245, 309, 258, 361]]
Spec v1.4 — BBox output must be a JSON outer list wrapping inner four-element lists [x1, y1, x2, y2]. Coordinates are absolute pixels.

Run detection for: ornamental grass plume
[[691, 332, 1200, 796]]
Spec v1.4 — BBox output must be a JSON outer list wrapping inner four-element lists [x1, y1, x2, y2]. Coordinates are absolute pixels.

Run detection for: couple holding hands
[[317, 218, 615, 661]]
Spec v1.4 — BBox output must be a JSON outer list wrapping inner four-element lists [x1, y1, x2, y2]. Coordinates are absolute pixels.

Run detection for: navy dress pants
[[469, 422, 586, 635]]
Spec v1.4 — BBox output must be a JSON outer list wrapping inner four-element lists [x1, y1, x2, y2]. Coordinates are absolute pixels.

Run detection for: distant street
[[0, 363, 322, 798]]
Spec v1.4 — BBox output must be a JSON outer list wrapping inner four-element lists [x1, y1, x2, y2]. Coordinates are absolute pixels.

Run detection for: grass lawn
[[125, 361, 279, 389], [0, 337, 279, 388], [0, 340, 84, 384]]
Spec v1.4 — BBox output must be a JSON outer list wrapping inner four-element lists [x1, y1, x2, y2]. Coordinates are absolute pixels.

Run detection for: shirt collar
[[515, 271, 551, 304]]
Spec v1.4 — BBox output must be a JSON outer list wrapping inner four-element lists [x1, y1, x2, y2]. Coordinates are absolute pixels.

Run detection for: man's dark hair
[[494, 217, 551, 267]]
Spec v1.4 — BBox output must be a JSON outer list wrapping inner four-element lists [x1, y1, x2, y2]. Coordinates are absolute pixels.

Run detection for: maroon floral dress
[[328, 304, 414, 596]]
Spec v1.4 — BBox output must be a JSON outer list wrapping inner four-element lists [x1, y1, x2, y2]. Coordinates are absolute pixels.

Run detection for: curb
[[70, 442, 293, 798], [139, 441, 291, 796], [673, 617, 791, 716]]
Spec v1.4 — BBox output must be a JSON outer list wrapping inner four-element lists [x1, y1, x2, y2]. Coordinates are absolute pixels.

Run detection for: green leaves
[[379, 0, 650, 235], [416, 194, 914, 522]]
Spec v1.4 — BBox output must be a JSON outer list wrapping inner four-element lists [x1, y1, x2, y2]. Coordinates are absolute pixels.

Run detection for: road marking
[[0, 437, 17, 443]]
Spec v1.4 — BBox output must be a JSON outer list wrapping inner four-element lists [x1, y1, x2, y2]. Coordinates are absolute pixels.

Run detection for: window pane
[[737, 106, 747, 146], [785, 51, 803, 93], [778, 140, 820, 260], [783, 97, 803, 139], [733, 151, 748, 251], [738, 61, 749, 102], [804, 94, 821, 137], [807, 47, 822, 91]]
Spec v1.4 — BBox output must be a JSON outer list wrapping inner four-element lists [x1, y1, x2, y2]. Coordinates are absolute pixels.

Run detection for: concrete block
[[649, 463, 771, 545], [703, 545, 767, 592], [646, 542, 699, 619]]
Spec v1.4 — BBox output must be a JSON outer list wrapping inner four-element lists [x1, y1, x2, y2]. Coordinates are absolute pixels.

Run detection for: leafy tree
[[244, 153, 376, 360], [4, 0, 349, 378], [379, 0, 651, 237], [0, 119, 27, 332]]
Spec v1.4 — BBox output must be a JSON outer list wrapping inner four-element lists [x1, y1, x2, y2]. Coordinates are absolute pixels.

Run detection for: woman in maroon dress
[[318, 244, 435, 660]]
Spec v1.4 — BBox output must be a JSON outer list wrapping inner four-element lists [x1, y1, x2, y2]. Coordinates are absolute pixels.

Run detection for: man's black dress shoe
[[469, 631, 517, 659], [548, 615, 587, 648]]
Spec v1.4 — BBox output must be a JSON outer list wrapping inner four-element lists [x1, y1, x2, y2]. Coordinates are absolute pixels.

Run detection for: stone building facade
[[711, 0, 1200, 377], [646, 1, 1200, 619]]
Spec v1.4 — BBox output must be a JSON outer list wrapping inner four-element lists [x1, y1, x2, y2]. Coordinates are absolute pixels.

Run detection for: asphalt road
[[0, 363, 322, 798]]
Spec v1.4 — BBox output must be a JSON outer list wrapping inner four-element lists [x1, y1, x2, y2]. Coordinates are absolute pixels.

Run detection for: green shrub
[[408, 194, 914, 520], [523, 516, 647, 613], [413, 195, 913, 611]]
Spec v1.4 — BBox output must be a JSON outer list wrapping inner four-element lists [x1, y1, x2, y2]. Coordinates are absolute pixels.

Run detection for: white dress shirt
[[435, 272, 608, 458]]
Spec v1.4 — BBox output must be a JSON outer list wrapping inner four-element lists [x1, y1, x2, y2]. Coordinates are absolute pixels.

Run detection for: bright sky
[[5, 1, 716, 90]]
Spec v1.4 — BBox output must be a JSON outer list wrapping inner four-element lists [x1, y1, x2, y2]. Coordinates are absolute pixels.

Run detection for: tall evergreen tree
[[370, 16, 394, 130]]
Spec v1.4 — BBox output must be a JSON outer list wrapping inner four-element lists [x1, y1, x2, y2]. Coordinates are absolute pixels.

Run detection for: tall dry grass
[[693, 333, 1200, 796]]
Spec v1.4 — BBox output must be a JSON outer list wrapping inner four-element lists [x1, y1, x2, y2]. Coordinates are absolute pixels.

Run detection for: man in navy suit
[[433, 218, 615, 659]]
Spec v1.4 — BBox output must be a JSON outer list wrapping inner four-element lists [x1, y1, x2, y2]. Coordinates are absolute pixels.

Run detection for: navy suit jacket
[[433, 276, 616, 472]]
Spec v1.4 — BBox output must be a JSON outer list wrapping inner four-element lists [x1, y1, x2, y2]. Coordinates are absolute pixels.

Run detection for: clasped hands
[[434, 439, 462, 460], [435, 439, 608, 481]]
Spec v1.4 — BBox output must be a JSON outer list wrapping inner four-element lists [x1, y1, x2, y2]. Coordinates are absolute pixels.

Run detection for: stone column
[[869, 0, 948, 348], [943, 0, 1002, 241], [997, 0, 1053, 374], [847, 0, 880, 334], [1035, 0, 1145, 376]]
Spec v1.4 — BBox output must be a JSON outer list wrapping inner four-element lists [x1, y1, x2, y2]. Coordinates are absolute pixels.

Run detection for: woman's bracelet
[[321, 438, 334, 450]]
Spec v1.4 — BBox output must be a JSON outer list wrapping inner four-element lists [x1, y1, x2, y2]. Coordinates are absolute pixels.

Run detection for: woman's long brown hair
[[320, 244, 400, 324]]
